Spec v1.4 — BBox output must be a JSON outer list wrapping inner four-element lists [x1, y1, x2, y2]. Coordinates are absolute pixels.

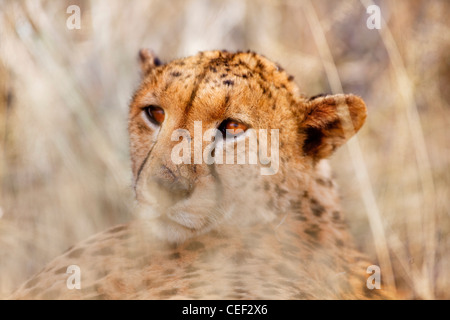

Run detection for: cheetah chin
[[136, 199, 236, 244]]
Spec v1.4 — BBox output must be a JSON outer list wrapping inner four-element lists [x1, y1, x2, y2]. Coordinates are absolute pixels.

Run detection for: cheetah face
[[128, 50, 367, 243]]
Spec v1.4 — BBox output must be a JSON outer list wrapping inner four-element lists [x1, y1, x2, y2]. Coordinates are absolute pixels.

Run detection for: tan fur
[[11, 50, 393, 299]]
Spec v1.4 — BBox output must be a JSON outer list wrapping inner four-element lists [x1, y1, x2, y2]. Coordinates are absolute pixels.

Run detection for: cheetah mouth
[[165, 210, 209, 230], [137, 198, 214, 230], [136, 186, 193, 218], [143, 207, 218, 243]]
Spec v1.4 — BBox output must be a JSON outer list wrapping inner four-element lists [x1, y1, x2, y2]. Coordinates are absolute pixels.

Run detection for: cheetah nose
[[153, 164, 194, 197]]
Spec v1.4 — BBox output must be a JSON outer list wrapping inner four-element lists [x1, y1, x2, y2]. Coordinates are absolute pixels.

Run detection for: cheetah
[[11, 49, 393, 300]]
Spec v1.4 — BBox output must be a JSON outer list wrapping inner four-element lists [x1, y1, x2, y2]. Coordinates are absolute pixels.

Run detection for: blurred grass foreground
[[0, 0, 449, 299]]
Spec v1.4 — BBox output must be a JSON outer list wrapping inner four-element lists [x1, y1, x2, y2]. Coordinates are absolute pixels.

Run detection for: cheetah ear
[[138, 48, 162, 77], [300, 94, 367, 160]]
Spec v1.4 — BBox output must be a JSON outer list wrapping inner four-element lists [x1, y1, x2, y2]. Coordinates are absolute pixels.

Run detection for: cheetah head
[[129, 49, 366, 243]]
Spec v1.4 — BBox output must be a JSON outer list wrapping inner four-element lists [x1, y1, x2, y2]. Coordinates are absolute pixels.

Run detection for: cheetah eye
[[143, 106, 165, 126], [218, 119, 248, 138]]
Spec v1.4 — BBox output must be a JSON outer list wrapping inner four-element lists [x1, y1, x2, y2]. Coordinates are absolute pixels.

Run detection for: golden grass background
[[0, 0, 448, 299]]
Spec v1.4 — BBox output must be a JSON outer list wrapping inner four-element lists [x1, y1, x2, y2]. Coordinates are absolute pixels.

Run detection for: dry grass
[[0, 0, 448, 299]]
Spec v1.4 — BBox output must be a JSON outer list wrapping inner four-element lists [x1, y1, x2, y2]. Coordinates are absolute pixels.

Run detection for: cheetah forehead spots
[[133, 50, 301, 126]]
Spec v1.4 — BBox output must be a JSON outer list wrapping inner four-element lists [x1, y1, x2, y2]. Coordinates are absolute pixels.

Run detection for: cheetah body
[[12, 50, 389, 299]]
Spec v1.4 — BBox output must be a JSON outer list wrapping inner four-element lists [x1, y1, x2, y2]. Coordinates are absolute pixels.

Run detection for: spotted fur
[[11, 50, 393, 299]]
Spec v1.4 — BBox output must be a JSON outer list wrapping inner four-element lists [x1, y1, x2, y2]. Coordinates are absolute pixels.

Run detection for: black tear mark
[[170, 71, 182, 77], [223, 80, 234, 86], [135, 142, 156, 191], [310, 198, 326, 217]]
